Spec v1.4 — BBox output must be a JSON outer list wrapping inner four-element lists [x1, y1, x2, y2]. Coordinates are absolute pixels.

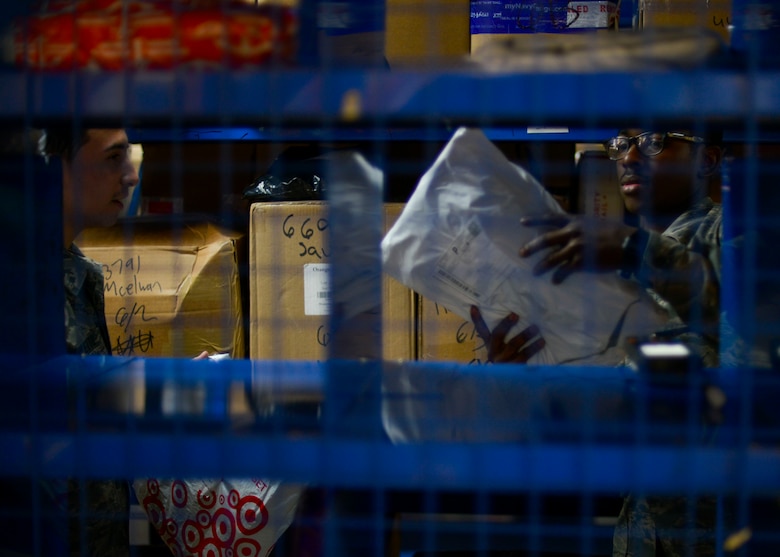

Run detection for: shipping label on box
[[249, 202, 414, 361], [77, 220, 245, 358], [639, 0, 732, 43]]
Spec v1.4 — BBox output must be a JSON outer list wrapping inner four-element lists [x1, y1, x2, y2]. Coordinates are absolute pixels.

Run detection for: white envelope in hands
[[381, 127, 670, 365]]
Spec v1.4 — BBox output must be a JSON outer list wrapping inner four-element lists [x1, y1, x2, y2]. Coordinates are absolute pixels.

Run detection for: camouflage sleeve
[[614, 494, 722, 557], [68, 479, 129, 557], [613, 495, 657, 557], [638, 215, 722, 337]]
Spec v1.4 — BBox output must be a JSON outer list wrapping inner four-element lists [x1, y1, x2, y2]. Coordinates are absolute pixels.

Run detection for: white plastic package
[[381, 127, 670, 365], [381, 361, 633, 443], [133, 477, 303, 557]]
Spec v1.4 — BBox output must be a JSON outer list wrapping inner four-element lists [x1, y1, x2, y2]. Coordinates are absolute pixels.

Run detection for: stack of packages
[[9, 0, 298, 70]]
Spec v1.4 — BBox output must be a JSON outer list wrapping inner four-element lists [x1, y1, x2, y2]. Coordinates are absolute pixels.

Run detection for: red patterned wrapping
[[12, 0, 298, 70], [133, 477, 304, 557]]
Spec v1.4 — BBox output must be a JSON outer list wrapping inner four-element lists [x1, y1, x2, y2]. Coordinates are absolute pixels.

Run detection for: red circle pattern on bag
[[12, 0, 298, 70], [141, 478, 272, 557]]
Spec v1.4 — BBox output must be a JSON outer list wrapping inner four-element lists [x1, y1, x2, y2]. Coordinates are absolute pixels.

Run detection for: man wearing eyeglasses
[[520, 128, 723, 326], [604, 129, 725, 557], [473, 129, 724, 364], [472, 128, 729, 556], [522, 128, 723, 353]]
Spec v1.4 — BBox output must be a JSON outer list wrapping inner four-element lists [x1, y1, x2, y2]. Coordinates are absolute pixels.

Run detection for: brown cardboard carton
[[417, 298, 488, 364], [77, 219, 245, 358], [249, 202, 414, 361], [577, 149, 624, 220], [386, 0, 470, 66], [384, 203, 417, 361], [639, 0, 732, 43]]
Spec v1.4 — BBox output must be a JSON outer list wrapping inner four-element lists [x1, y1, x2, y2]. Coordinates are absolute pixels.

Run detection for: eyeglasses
[[604, 132, 705, 161]]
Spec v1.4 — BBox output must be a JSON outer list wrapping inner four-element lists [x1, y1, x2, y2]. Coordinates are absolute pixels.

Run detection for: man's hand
[[470, 305, 545, 364], [519, 213, 634, 284]]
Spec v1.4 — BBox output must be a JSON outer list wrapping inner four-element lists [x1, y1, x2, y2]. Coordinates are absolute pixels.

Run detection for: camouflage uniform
[[613, 200, 728, 557], [61, 246, 129, 557], [639, 198, 723, 368], [613, 495, 722, 557], [64, 246, 112, 356]]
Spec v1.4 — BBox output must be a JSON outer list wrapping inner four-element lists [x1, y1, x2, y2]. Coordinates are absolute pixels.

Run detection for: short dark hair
[[0, 128, 42, 157], [696, 127, 723, 147], [616, 126, 723, 147], [38, 126, 91, 161]]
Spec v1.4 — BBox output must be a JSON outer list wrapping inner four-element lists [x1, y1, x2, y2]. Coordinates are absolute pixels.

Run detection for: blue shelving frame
[[2, 1, 780, 555], [2, 68, 778, 130], [3, 355, 779, 493]]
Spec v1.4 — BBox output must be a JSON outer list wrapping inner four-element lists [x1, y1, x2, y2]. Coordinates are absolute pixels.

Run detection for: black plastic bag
[[243, 145, 328, 202]]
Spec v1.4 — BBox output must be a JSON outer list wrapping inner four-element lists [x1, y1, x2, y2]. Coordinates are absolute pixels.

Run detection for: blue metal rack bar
[[3, 356, 779, 493], [1, 69, 778, 126], [4, 433, 780, 494], [127, 126, 619, 143]]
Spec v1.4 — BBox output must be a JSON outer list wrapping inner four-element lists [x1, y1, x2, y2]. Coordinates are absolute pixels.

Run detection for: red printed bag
[[133, 477, 303, 557]]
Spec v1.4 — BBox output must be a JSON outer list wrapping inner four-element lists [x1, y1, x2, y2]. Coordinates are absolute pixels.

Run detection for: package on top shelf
[[385, 0, 470, 66], [469, 25, 726, 72], [639, 0, 732, 44], [469, 0, 621, 55], [77, 218, 246, 359], [9, 0, 298, 70]]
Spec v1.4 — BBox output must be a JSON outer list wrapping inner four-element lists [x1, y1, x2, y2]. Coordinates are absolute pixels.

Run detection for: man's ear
[[698, 145, 723, 178]]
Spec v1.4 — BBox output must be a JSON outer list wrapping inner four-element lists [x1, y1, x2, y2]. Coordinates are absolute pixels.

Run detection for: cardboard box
[[249, 202, 414, 361], [639, 0, 732, 43], [384, 203, 417, 361], [577, 149, 624, 220], [470, 0, 620, 53], [417, 298, 488, 364], [77, 219, 245, 358], [385, 0, 470, 66]]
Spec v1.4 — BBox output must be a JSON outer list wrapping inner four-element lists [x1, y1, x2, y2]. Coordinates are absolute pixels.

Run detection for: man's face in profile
[[62, 129, 138, 231]]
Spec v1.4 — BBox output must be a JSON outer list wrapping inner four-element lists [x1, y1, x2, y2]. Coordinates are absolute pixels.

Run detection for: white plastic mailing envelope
[[381, 127, 670, 365]]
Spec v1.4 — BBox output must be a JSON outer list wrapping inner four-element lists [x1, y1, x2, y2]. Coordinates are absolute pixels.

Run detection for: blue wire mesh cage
[[1, 1, 779, 557]]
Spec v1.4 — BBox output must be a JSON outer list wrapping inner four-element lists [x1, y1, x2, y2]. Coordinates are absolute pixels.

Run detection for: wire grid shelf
[[1, 1, 780, 557]]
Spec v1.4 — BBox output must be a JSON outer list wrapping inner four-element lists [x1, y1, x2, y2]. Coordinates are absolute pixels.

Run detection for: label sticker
[[566, 2, 617, 29], [470, 1, 618, 34], [527, 126, 570, 134], [304, 263, 331, 316], [470, 1, 536, 35], [434, 219, 512, 303]]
